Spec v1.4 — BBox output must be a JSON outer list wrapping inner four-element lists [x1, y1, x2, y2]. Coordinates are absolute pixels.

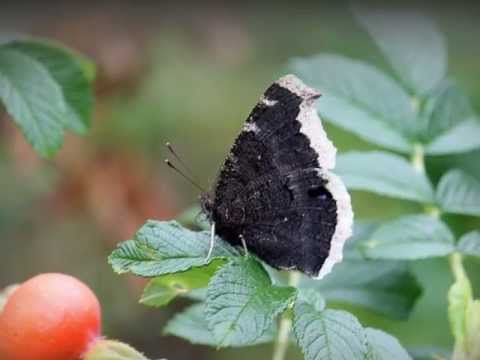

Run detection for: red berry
[[0, 273, 101, 360]]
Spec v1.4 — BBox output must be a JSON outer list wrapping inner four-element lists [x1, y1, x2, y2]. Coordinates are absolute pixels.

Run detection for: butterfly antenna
[[165, 142, 198, 180], [164, 159, 206, 193]]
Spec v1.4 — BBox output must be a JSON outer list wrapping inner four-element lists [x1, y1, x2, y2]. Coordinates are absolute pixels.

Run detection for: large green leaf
[[205, 256, 296, 347], [420, 82, 474, 140], [336, 151, 435, 203], [458, 230, 480, 257], [0, 41, 94, 156], [365, 328, 412, 360], [140, 260, 223, 307], [5, 40, 94, 133], [425, 118, 480, 155], [355, 9, 446, 96], [293, 302, 368, 360], [164, 303, 275, 347], [302, 259, 421, 320], [108, 220, 238, 277], [0, 48, 66, 156], [290, 55, 415, 152], [362, 215, 455, 260], [436, 170, 480, 216]]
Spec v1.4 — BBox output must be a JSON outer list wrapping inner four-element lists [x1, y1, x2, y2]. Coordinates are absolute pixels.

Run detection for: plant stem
[[410, 144, 468, 357], [272, 271, 301, 360], [412, 143, 426, 174]]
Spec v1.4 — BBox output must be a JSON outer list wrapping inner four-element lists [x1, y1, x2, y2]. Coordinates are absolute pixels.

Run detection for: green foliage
[[108, 220, 238, 276], [140, 260, 222, 307], [336, 151, 434, 203], [448, 254, 480, 359], [457, 231, 480, 257], [436, 170, 480, 216], [303, 259, 421, 320], [164, 303, 276, 347], [205, 257, 296, 347], [353, 9, 447, 96], [361, 215, 455, 260], [293, 303, 368, 360], [0, 39, 94, 156], [365, 328, 412, 360]]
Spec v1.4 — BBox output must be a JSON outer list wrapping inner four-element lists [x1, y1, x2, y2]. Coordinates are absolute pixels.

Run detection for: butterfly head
[[200, 193, 214, 221]]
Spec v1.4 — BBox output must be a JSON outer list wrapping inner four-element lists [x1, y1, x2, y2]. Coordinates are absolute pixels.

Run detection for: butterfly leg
[[206, 222, 216, 262], [239, 234, 249, 256]]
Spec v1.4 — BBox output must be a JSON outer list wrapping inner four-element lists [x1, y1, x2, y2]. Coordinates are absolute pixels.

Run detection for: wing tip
[[276, 74, 321, 101]]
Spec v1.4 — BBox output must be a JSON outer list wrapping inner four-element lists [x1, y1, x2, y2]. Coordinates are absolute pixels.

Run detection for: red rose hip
[[0, 273, 101, 360]]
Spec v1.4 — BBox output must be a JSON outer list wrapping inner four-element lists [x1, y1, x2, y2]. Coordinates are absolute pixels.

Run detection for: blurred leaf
[[302, 259, 421, 320], [408, 347, 451, 360], [336, 151, 435, 203], [436, 170, 480, 216], [0, 40, 94, 156], [420, 82, 474, 140], [176, 205, 209, 230], [140, 260, 223, 307], [108, 220, 238, 277], [5, 40, 94, 133], [205, 256, 296, 347], [355, 9, 447, 95], [365, 328, 412, 360], [458, 230, 480, 257], [290, 54, 415, 152], [362, 215, 455, 260], [448, 253, 480, 359], [293, 302, 368, 360], [426, 119, 480, 155], [164, 303, 275, 347], [0, 48, 67, 156], [344, 222, 380, 259]]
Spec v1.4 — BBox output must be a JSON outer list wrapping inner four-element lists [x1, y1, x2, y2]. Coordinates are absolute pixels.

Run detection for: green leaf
[[436, 170, 480, 216], [302, 259, 421, 320], [108, 220, 239, 277], [362, 215, 455, 260], [5, 40, 94, 133], [420, 82, 474, 141], [0, 41, 94, 156], [205, 256, 296, 347], [293, 302, 368, 360], [365, 328, 412, 360], [140, 260, 223, 307], [164, 303, 275, 347], [426, 118, 480, 155], [296, 288, 326, 312], [336, 151, 435, 203], [458, 230, 480, 257], [0, 48, 67, 156], [290, 55, 414, 152], [355, 9, 447, 95]]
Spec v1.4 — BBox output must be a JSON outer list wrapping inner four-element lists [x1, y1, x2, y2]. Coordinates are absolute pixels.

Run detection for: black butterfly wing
[[208, 75, 353, 278]]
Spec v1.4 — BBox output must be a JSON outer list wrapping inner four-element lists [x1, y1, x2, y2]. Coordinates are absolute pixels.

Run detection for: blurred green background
[[0, 1, 479, 359]]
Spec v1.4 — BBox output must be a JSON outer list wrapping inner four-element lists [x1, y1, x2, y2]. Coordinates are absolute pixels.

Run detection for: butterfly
[[189, 75, 353, 279]]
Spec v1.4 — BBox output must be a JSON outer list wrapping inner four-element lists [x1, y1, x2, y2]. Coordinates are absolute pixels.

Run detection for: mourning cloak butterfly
[[202, 74, 353, 279]]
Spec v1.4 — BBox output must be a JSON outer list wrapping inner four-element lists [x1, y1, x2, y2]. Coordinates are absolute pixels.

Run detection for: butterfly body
[[202, 75, 353, 279]]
